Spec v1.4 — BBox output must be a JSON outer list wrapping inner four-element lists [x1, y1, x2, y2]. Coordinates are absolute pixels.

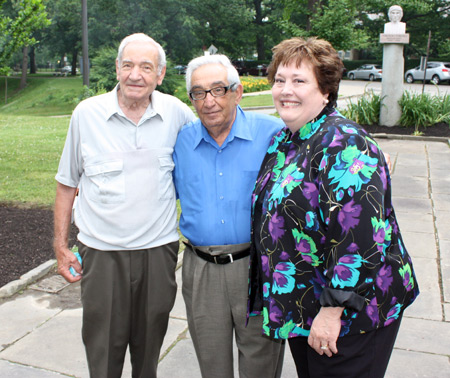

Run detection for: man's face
[[116, 41, 165, 104], [189, 64, 243, 135]]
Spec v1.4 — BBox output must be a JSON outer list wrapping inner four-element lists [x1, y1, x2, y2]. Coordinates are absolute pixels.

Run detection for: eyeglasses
[[189, 83, 237, 101]]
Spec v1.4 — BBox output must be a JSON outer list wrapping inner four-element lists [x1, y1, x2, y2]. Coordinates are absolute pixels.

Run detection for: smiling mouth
[[281, 101, 300, 107]]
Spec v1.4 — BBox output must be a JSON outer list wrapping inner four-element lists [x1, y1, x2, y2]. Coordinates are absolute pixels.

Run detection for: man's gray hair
[[117, 33, 166, 75], [186, 54, 240, 93]]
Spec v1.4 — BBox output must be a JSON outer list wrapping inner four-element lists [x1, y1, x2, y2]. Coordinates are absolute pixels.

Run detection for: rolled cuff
[[320, 288, 365, 312]]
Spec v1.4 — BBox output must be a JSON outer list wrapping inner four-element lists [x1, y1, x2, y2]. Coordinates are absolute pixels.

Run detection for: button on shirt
[[56, 86, 195, 250], [173, 106, 283, 246]]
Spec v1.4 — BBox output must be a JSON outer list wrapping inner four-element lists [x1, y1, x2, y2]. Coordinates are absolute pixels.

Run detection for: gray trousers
[[79, 241, 178, 378], [182, 243, 285, 378]]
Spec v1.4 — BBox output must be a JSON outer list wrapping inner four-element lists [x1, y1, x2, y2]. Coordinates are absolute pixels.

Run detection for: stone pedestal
[[380, 34, 409, 126], [380, 43, 405, 126]]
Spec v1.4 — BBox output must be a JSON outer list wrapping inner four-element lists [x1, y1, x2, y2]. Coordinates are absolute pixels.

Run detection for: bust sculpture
[[384, 5, 406, 34]]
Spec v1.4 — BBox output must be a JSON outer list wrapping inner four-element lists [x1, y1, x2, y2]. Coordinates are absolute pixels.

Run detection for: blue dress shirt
[[173, 106, 283, 246]]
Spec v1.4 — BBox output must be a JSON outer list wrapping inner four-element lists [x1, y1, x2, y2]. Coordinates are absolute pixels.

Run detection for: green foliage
[[399, 91, 450, 133], [173, 85, 191, 106], [0, 0, 51, 74], [340, 90, 381, 125], [89, 46, 117, 92], [279, 0, 370, 51], [74, 84, 107, 104], [341, 89, 450, 134]]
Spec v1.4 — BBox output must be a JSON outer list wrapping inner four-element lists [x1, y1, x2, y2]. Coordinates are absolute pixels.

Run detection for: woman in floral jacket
[[248, 37, 419, 377]]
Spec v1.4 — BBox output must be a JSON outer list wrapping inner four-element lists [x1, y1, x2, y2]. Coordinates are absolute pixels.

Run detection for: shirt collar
[[193, 105, 253, 149], [105, 84, 162, 123]]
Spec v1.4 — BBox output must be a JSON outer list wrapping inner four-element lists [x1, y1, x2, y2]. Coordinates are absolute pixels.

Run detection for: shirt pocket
[[158, 155, 175, 201], [84, 160, 125, 204]]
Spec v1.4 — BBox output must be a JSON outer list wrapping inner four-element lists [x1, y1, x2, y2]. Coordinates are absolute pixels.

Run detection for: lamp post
[[81, 0, 89, 87]]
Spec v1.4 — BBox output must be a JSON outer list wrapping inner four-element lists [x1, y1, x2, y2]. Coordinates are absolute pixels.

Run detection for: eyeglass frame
[[189, 83, 237, 101]]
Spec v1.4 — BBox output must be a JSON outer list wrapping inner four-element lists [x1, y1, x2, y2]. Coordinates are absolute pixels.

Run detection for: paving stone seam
[[425, 144, 447, 321], [0, 307, 65, 355], [0, 358, 72, 377], [158, 327, 189, 363]]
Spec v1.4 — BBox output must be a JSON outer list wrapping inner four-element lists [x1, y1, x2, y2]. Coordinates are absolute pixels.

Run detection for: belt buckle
[[213, 253, 233, 264]]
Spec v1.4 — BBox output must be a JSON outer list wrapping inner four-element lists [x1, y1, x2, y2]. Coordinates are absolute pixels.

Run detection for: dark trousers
[[79, 241, 178, 378], [288, 314, 403, 378]]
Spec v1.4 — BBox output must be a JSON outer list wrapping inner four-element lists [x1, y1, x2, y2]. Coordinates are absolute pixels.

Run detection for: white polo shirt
[[56, 86, 195, 251]]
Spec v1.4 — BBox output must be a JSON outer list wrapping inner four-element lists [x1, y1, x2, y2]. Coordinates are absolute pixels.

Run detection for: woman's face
[[272, 60, 329, 133]]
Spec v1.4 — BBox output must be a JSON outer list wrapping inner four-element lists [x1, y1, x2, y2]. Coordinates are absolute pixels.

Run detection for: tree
[[245, 0, 283, 60], [279, 0, 450, 63], [279, 0, 370, 51], [0, 0, 50, 99], [42, 0, 82, 75], [0, 0, 50, 73]]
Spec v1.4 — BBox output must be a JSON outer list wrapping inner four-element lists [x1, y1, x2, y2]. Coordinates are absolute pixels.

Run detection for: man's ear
[[115, 59, 120, 81], [235, 83, 244, 105], [157, 66, 166, 86]]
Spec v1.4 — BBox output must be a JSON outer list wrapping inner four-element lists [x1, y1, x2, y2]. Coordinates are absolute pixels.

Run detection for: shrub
[[74, 85, 107, 104], [399, 91, 450, 133], [340, 90, 381, 125]]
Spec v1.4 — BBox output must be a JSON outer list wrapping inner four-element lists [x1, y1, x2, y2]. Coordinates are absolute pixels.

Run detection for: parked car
[[61, 65, 72, 73], [232, 61, 268, 76], [174, 65, 187, 74], [347, 64, 382, 81], [405, 61, 450, 85]]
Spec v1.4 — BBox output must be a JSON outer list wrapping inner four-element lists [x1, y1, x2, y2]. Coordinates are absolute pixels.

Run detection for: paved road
[[342, 79, 450, 96]]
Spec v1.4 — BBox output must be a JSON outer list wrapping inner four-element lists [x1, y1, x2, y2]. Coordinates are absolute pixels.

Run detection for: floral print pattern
[[249, 107, 419, 339]]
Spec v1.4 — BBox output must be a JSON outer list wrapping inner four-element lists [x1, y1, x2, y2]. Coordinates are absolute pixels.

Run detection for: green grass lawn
[[0, 114, 70, 207], [0, 75, 83, 116]]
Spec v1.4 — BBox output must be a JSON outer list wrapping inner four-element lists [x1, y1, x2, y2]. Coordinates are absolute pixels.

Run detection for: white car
[[405, 62, 450, 85], [347, 64, 382, 81]]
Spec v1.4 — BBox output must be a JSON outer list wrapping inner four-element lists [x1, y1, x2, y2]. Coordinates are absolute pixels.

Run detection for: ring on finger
[[320, 345, 329, 350]]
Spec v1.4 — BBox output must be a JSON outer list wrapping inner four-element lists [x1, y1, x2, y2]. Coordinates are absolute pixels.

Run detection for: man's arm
[[53, 182, 81, 282]]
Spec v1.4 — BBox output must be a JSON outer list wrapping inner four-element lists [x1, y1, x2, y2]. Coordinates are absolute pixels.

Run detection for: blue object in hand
[[69, 251, 82, 277]]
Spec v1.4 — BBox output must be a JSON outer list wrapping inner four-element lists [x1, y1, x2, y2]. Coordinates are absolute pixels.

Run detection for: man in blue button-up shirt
[[173, 55, 285, 377]]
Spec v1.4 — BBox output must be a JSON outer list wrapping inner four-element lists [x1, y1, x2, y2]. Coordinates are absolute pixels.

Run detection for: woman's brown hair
[[267, 37, 344, 107]]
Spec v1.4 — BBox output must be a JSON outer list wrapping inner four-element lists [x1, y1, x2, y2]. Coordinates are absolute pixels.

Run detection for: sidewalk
[[1, 136, 449, 377]]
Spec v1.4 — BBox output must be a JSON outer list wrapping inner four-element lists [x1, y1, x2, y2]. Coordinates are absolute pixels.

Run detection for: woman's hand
[[308, 307, 344, 357]]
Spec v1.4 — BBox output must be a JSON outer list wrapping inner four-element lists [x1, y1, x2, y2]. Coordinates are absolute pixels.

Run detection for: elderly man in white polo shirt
[[53, 33, 195, 378]]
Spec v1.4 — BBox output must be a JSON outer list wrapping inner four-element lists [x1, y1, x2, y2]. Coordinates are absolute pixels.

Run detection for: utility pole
[[81, 0, 89, 87], [422, 31, 431, 94]]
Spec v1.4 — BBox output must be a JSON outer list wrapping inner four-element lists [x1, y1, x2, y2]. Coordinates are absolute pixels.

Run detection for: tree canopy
[[0, 0, 50, 75], [3, 0, 449, 78]]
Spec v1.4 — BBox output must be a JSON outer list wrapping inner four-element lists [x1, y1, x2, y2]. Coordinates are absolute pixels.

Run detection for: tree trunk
[[20, 46, 29, 90], [4, 77, 7, 104], [30, 46, 37, 74], [253, 0, 265, 60], [71, 50, 78, 76], [307, 0, 321, 31]]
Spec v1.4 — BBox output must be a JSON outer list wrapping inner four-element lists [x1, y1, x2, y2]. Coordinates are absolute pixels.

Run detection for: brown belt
[[183, 241, 250, 265]]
